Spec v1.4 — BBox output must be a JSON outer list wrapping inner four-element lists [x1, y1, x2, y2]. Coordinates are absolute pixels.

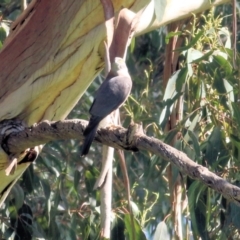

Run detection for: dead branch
[[3, 119, 240, 206]]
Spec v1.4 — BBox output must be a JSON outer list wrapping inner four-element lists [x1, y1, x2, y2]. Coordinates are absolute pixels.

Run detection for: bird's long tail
[[81, 116, 101, 156]]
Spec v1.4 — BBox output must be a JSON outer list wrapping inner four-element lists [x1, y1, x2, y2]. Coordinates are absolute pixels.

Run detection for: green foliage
[[0, 27, 6, 47], [160, 9, 240, 239], [0, 0, 22, 20], [124, 214, 146, 240]]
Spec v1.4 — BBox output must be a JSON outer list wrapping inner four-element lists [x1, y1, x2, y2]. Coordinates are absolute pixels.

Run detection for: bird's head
[[111, 57, 127, 73]]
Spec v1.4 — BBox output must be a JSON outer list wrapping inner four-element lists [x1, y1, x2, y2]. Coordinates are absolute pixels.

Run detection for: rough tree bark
[[4, 120, 240, 206]]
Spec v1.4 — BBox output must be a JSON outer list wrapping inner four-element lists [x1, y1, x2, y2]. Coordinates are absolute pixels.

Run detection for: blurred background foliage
[[1, 0, 240, 239]]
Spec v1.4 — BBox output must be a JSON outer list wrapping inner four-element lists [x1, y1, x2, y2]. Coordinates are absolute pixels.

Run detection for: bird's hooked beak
[[111, 57, 126, 72]]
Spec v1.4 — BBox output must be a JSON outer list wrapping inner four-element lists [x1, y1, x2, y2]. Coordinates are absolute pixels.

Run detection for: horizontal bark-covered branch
[[4, 119, 240, 206]]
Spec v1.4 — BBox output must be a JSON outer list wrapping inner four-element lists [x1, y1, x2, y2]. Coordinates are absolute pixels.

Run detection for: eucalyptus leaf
[[124, 214, 147, 240], [41, 179, 51, 200], [159, 70, 183, 125], [187, 48, 203, 77], [176, 67, 187, 92], [212, 55, 232, 76], [232, 102, 240, 129], [153, 221, 170, 240], [0, 27, 6, 42], [176, 30, 204, 51], [188, 181, 208, 239], [187, 130, 201, 158], [74, 169, 81, 191], [11, 184, 24, 210], [165, 31, 182, 44], [218, 27, 231, 48]]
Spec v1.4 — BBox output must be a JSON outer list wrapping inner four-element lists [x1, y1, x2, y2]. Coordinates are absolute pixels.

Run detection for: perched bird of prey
[[81, 57, 132, 156]]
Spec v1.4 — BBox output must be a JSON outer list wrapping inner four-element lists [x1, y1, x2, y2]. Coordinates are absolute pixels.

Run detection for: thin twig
[[232, 0, 237, 69], [117, 149, 136, 240]]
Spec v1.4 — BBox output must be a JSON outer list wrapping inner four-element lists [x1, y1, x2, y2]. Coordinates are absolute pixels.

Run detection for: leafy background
[[1, 0, 240, 239]]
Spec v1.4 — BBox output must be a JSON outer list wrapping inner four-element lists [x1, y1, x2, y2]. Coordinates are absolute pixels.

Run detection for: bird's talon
[[107, 125, 119, 130]]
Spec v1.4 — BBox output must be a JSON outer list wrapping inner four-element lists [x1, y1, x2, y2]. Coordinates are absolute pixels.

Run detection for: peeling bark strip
[[3, 120, 240, 206]]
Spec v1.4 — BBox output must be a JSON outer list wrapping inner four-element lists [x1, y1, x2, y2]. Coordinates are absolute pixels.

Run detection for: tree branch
[[3, 119, 240, 206]]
